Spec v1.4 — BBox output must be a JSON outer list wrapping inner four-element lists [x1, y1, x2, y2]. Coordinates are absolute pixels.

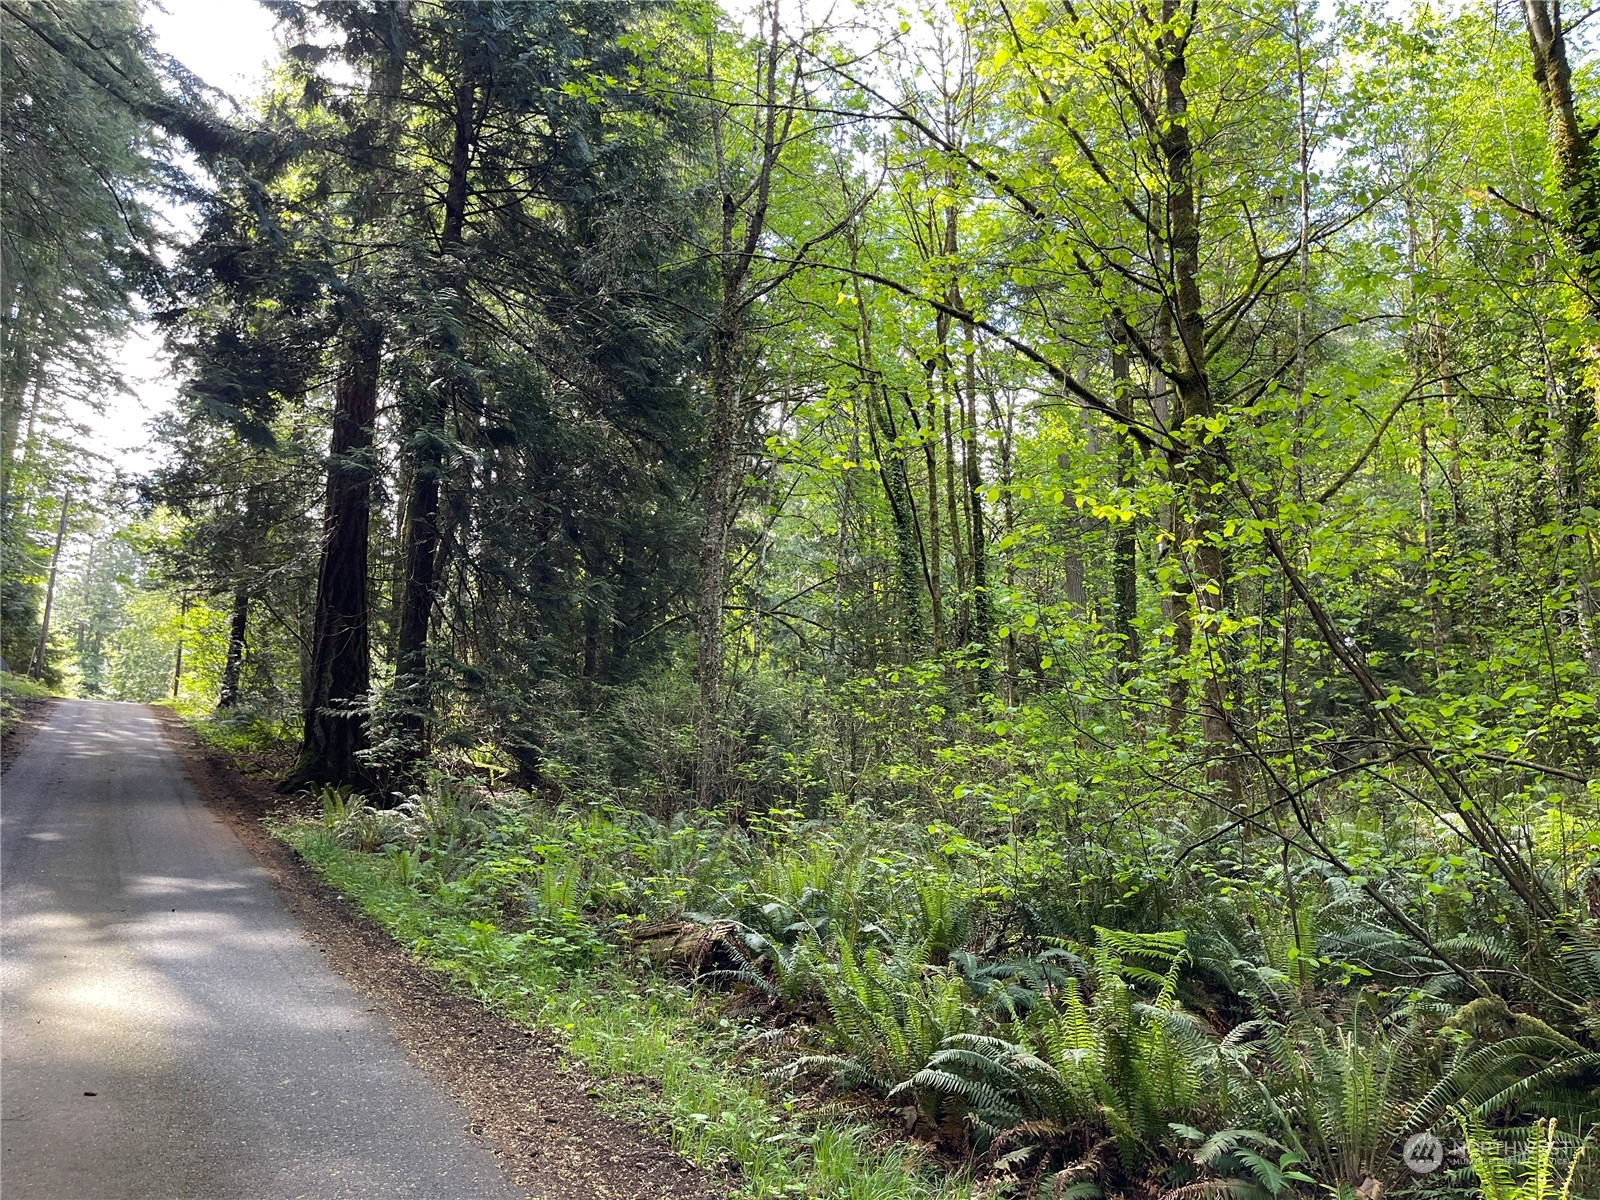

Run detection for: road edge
[[151, 708, 726, 1200], [2, 695, 57, 776]]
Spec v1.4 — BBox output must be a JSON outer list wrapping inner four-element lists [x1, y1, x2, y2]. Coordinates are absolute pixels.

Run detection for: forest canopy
[[3, 0, 1599, 1196]]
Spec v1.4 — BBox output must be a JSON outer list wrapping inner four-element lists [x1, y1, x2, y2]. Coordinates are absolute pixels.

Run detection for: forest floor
[[158, 709, 727, 1200]]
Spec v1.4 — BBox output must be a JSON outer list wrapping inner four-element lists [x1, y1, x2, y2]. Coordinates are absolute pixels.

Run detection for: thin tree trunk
[[851, 270, 921, 654], [960, 310, 990, 690], [694, 2, 793, 806], [990, 383, 1018, 702], [28, 488, 67, 680], [1406, 200, 1448, 673], [4, 371, 40, 507], [1109, 332, 1141, 674], [941, 370, 966, 641], [172, 593, 188, 700], [920, 369, 945, 651], [1523, 0, 1600, 422], [17, 373, 42, 479], [1, 308, 37, 489], [1519, 7, 1600, 670], [898, 391, 936, 639], [1160, 0, 1238, 801], [1541, 327, 1600, 671], [389, 453, 410, 662], [217, 584, 249, 709], [1291, 0, 1312, 505], [695, 328, 743, 806], [1418, 411, 1446, 668]]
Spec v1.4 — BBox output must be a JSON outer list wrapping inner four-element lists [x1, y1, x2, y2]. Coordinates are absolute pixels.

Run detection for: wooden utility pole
[[28, 489, 68, 680]]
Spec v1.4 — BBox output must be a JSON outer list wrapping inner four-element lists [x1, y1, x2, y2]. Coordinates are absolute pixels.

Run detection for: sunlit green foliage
[[13, 0, 1600, 1194]]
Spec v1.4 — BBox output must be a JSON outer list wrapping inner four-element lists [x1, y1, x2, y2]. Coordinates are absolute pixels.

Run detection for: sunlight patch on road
[[126, 873, 251, 897]]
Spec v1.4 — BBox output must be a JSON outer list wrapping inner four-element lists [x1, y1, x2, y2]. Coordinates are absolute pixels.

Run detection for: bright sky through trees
[[94, 0, 275, 471]]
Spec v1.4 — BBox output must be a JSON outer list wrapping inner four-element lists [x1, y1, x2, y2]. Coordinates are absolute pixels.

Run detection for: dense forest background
[[4, 0, 1599, 1196]]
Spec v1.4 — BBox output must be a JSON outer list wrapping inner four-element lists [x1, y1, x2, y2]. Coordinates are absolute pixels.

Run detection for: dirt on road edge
[[2, 695, 56, 776], [155, 709, 728, 1200]]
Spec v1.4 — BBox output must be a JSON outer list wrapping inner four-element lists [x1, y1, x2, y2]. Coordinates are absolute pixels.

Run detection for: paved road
[[2, 700, 526, 1200]]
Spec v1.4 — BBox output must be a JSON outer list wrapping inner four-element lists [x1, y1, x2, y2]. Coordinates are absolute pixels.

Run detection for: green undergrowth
[[266, 774, 1599, 1200], [186, 704, 296, 762], [278, 819, 967, 1200], [1, 672, 53, 700]]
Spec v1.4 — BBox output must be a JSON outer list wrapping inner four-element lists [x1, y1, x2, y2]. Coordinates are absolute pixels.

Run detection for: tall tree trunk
[[1290, 0, 1312, 505], [919, 368, 945, 651], [395, 72, 475, 757], [960, 311, 990, 691], [868, 389, 923, 656], [941, 368, 967, 642], [851, 270, 922, 654], [285, 325, 381, 790], [1154, 298, 1189, 738], [937, 206, 971, 650], [1160, 0, 1238, 801], [1405, 200, 1449, 674], [217, 583, 249, 709], [395, 419, 444, 748], [28, 488, 67, 680], [694, 1, 792, 806], [695, 326, 743, 807], [172, 593, 188, 700], [1542, 332, 1600, 671], [1521, 8, 1600, 669], [1523, 0, 1600, 419], [1, 308, 37, 492], [987, 384, 1018, 702]]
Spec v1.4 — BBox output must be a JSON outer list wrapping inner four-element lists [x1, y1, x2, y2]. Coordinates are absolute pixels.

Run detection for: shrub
[[911, 928, 1215, 1191]]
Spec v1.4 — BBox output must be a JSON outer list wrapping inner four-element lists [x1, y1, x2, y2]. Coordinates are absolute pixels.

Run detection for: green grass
[[186, 707, 295, 758], [279, 822, 970, 1200]]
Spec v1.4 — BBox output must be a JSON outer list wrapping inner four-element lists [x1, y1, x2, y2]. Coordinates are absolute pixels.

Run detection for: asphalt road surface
[[2, 700, 526, 1200]]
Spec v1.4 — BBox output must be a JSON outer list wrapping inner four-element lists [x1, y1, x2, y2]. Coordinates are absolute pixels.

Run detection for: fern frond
[[1190, 1127, 1290, 1166], [1472, 1054, 1600, 1119], [904, 1067, 1019, 1123], [1158, 1181, 1275, 1200], [1048, 1182, 1104, 1200], [1413, 1036, 1594, 1129]]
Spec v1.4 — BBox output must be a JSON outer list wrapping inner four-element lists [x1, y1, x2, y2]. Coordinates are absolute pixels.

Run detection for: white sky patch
[[147, 0, 279, 98]]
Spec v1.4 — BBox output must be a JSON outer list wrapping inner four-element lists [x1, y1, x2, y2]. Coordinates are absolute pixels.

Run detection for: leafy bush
[[791, 935, 981, 1120], [394, 777, 491, 876], [315, 785, 412, 852], [0, 671, 53, 737], [0, 672, 52, 700]]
